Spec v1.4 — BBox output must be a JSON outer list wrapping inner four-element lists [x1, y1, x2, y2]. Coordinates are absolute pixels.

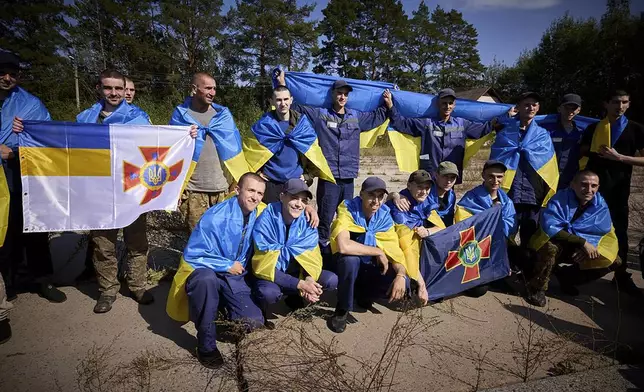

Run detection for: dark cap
[[0, 50, 21, 69], [282, 178, 312, 199], [332, 80, 353, 92], [437, 88, 456, 99], [517, 91, 541, 103], [437, 161, 459, 177], [560, 93, 582, 107], [361, 176, 388, 194], [408, 170, 433, 185], [483, 160, 507, 172]]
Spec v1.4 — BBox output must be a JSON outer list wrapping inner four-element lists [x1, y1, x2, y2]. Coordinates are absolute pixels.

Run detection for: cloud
[[460, 0, 561, 10]]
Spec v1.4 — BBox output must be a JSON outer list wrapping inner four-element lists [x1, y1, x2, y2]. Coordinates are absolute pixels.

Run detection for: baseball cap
[[437, 161, 459, 177], [560, 93, 582, 107], [332, 80, 354, 92], [483, 160, 507, 172], [361, 176, 388, 194], [0, 50, 21, 70], [437, 88, 456, 99], [516, 91, 541, 104], [282, 178, 313, 199], [407, 170, 433, 185]]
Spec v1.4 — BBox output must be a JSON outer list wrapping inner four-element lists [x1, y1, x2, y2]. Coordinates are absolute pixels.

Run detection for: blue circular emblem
[[458, 241, 481, 267], [140, 161, 169, 191]]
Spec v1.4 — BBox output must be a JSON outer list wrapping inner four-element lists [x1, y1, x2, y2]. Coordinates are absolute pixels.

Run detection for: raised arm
[[382, 89, 426, 137]]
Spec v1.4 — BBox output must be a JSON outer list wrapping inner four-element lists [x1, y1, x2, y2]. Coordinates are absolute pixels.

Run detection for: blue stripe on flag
[[21, 121, 110, 149]]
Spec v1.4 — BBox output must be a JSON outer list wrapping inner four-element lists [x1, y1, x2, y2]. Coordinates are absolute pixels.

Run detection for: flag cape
[[0, 170, 7, 247], [251, 202, 322, 283], [429, 186, 456, 224], [528, 188, 618, 269], [19, 121, 194, 232], [244, 113, 335, 183], [578, 115, 628, 169], [388, 189, 446, 280], [455, 185, 517, 238], [490, 119, 559, 206], [421, 206, 510, 300], [330, 197, 407, 272], [169, 99, 249, 184], [167, 196, 259, 322], [76, 100, 151, 125]]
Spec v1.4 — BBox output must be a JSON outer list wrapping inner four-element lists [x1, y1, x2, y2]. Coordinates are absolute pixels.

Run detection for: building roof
[[454, 87, 503, 102]]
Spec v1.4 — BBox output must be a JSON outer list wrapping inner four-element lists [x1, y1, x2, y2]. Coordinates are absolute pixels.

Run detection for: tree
[[398, 1, 438, 91]]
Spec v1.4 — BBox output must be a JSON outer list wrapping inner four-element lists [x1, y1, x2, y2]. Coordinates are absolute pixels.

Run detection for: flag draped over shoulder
[[0, 170, 8, 247], [243, 113, 335, 183], [455, 185, 517, 238], [330, 197, 407, 271], [76, 100, 151, 125], [19, 121, 194, 232], [170, 99, 249, 183], [490, 119, 559, 206], [529, 188, 618, 269], [421, 206, 510, 300], [167, 197, 259, 322], [252, 202, 322, 283], [578, 116, 628, 169], [388, 189, 445, 280]]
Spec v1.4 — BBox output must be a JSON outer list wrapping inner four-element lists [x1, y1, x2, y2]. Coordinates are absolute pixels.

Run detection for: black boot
[[327, 309, 348, 333], [197, 347, 224, 369]]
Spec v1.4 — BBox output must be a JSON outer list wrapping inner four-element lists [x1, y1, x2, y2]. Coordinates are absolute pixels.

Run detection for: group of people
[[1, 49, 643, 371]]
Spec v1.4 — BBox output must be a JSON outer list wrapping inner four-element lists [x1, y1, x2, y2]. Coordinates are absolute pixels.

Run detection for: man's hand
[[375, 250, 389, 275], [387, 275, 407, 303], [598, 145, 623, 162], [0, 145, 14, 160], [582, 242, 599, 260], [297, 276, 323, 303], [507, 106, 518, 117], [383, 89, 394, 109], [189, 125, 198, 139], [228, 261, 245, 275], [304, 205, 319, 229], [418, 285, 429, 306], [257, 170, 269, 181], [413, 226, 430, 239], [491, 117, 505, 132], [12, 117, 24, 133], [392, 192, 411, 212], [276, 69, 286, 86]]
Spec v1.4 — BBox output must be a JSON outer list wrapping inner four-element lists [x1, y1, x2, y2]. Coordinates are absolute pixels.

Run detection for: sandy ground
[[1, 156, 644, 392]]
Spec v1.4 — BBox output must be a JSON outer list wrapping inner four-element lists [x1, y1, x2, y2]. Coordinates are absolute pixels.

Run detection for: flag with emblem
[[420, 206, 510, 300], [19, 121, 195, 232]]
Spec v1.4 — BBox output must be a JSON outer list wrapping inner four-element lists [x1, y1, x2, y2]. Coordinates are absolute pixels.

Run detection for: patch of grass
[[146, 266, 176, 285]]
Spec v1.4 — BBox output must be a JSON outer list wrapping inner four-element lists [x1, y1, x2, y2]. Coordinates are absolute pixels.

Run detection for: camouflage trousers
[[179, 189, 227, 231], [91, 214, 148, 296], [527, 240, 619, 292], [0, 273, 13, 321]]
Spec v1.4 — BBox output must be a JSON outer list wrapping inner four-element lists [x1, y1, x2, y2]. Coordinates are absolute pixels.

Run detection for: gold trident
[[148, 165, 163, 185]]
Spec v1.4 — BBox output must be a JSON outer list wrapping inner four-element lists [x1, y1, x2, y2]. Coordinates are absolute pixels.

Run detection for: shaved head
[[191, 72, 216, 107], [191, 72, 215, 87]]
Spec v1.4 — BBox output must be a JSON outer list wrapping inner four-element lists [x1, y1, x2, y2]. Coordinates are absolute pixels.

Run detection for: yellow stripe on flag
[[166, 258, 195, 322], [454, 205, 474, 223], [388, 130, 422, 173], [464, 132, 496, 168], [252, 249, 281, 282], [359, 119, 390, 148], [223, 150, 250, 183], [0, 169, 9, 247], [20, 147, 111, 176], [242, 135, 274, 173], [536, 154, 559, 206], [303, 139, 336, 184]]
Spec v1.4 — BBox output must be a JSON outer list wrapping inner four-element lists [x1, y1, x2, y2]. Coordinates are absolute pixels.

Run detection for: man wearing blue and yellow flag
[[166, 173, 266, 369], [1, 50, 66, 304], [580, 89, 644, 297], [244, 86, 333, 203], [252, 179, 337, 314], [170, 72, 248, 230], [490, 92, 558, 247], [328, 177, 408, 333], [275, 71, 389, 252], [386, 170, 446, 305], [525, 170, 620, 307]]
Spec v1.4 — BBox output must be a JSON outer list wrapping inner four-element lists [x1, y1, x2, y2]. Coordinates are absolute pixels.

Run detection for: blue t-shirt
[[262, 120, 304, 182]]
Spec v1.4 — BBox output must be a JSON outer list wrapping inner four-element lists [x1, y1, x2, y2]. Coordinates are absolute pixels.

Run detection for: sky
[[223, 0, 644, 66]]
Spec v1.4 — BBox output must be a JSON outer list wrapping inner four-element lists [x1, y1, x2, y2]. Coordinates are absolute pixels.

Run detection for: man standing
[[276, 71, 389, 252], [124, 77, 136, 104], [542, 94, 584, 190], [166, 173, 267, 368], [580, 89, 644, 296], [1, 50, 66, 303], [170, 73, 247, 230], [383, 88, 507, 181]]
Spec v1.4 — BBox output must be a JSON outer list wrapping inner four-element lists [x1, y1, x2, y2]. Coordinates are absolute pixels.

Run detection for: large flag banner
[[421, 206, 510, 300], [19, 121, 195, 232]]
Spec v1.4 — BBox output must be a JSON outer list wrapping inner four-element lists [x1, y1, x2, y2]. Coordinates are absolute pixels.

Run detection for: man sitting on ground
[[387, 170, 446, 305], [328, 177, 409, 333], [166, 173, 267, 369], [252, 179, 338, 316], [525, 170, 620, 307]]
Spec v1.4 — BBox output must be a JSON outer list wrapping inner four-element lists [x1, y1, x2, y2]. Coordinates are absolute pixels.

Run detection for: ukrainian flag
[[0, 172, 7, 247], [454, 185, 517, 238], [252, 202, 322, 283], [243, 113, 335, 183], [330, 197, 408, 274], [76, 100, 151, 125], [529, 188, 618, 269], [490, 119, 559, 206], [578, 115, 628, 169], [169, 99, 249, 185], [19, 121, 195, 232]]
